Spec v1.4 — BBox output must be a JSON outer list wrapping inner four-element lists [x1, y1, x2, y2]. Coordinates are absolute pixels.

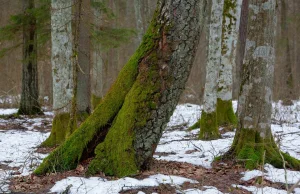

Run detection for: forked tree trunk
[[216, 0, 242, 127], [198, 0, 224, 140], [42, 0, 73, 146], [225, 0, 300, 170], [18, 0, 42, 115], [35, 0, 208, 177]]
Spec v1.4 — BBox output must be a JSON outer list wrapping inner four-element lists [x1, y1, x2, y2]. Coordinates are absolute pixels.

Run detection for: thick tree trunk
[[198, 0, 224, 140], [225, 0, 300, 170], [42, 0, 73, 147], [35, 0, 208, 177], [18, 0, 42, 115], [216, 0, 242, 127]]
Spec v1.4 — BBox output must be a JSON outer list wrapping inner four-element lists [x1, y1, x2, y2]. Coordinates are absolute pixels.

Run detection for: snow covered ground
[[0, 101, 300, 193]]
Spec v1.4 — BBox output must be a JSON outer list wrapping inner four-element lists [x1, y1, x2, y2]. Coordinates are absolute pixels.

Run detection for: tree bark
[[224, 0, 300, 170], [216, 0, 242, 127], [35, 0, 208, 177], [198, 0, 224, 140], [18, 0, 42, 115], [42, 0, 73, 147]]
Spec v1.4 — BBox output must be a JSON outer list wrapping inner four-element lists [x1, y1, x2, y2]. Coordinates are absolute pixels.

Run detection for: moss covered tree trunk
[[35, 0, 208, 177], [196, 0, 224, 140], [18, 0, 42, 115], [216, 0, 242, 127], [42, 0, 73, 147], [225, 0, 300, 170]]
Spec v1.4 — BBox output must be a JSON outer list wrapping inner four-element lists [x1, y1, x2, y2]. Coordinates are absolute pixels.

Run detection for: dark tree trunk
[[18, 0, 42, 115], [224, 0, 300, 170], [35, 0, 208, 177]]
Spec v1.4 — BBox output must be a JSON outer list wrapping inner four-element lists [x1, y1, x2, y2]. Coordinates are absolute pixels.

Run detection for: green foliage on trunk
[[226, 128, 300, 170], [34, 9, 163, 175], [216, 98, 237, 127], [41, 113, 70, 147], [199, 111, 220, 140]]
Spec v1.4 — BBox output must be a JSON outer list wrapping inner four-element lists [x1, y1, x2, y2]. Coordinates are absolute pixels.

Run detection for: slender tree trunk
[[198, 0, 224, 140], [35, 0, 208, 177], [279, 0, 294, 105], [224, 0, 300, 170], [42, 0, 73, 147], [216, 0, 242, 127], [76, 0, 91, 115], [18, 0, 42, 115]]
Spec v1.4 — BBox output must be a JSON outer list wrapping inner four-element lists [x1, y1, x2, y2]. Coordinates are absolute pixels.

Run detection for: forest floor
[[0, 101, 300, 193]]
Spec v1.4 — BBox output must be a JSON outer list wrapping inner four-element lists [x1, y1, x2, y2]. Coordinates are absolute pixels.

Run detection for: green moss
[[199, 111, 220, 140], [34, 5, 167, 176], [188, 120, 200, 130], [91, 94, 102, 111], [225, 128, 300, 170], [41, 113, 70, 147], [87, 50, 164, 177], [216, 98, 237, 128]]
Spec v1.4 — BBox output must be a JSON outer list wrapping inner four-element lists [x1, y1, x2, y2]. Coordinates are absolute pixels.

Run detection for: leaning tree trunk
[[18, 0, 42, 115], [195, 0, 224, 140], [225, 0, 300, 170], [35, 0, 208, 177], [41, 0, 73, 147], [216, 0, 242, 127]]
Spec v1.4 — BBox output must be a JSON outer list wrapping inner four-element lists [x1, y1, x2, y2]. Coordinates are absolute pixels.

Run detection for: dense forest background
[[0, 0, 299, 108]]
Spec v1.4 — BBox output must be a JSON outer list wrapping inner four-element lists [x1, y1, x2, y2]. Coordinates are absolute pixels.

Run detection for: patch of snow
[[183, 186, 223, 193], [0, 109, 18, 115], [168, 104, 201, 127], [241, 164, 300, 185], [50, 174, 198, 194], [241, 170, 263, 181], [0, 130, 49, 175], [234, 185, 288, 194]]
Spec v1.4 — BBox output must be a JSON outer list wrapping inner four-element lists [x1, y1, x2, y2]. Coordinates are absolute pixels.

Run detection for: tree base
[[216, 99, 237, 127], [188, 120, 200, 130], [41, 113, 70, 147], [199, 111, 220, 140], [222, 128, 300, 170]]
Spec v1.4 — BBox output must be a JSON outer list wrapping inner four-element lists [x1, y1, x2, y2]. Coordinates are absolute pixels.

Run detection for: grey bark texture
[[51, 0, 73, 115], [76, 0, 91, 114], [237, 0, 276, 135], [18, 0, 42, 115]]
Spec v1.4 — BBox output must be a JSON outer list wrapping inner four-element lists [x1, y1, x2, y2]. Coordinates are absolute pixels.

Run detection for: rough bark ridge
[[42, 0, 73, 147], [18, 0, 42, 115], [35, 0, 206, 177], [216, 0, 241, 127], [198, 0, 223, 140], [224, 0, 300, 170]]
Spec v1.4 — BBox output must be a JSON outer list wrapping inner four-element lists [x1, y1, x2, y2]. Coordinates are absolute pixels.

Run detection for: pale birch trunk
[[42, 0, 73, 146], [198, 0, 224, 140], [224, 0, 300, 170], [216, 0, 242, 127]]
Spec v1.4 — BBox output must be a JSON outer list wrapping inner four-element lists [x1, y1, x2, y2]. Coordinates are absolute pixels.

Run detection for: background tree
[[216, 0, 242, 127], [41, 0, 73, 146], [223, 0, 300, 169], [18, 0, 42, 115], [34, 0, 208, 177], [190, 0, 224, 140]]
